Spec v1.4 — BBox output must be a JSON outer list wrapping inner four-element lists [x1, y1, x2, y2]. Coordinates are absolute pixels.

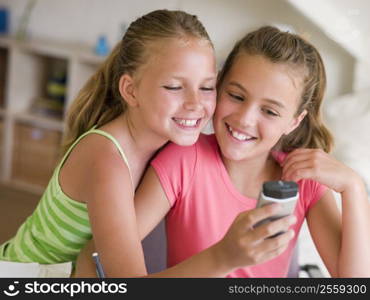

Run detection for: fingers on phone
[[254, 215, 296, 240], [243, 229, 295, 265], [264, 229, 295, 252], [241, 204, 282, 228], [257, 230, 295, 262]]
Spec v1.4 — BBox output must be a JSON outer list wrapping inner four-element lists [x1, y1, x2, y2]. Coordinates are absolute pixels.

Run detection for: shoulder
[[298, 179, 328, 210], [70, 132, 126, 172], [60, 132, 132, 203]]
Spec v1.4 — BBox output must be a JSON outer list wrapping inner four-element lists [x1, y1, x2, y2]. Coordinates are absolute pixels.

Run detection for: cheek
[[152, 92, 181, 112], [207, 97, 217, 115], [213, 106, 223, 125], [214, 97, 230, 120], [262, 122, 287, 142]]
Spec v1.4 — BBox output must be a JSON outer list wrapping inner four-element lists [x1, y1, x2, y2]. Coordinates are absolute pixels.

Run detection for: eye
[[200, 87, 215, 91], [227, 92, 244, 102], [163, 86, 182, 90], [262, 108, 279, 117]]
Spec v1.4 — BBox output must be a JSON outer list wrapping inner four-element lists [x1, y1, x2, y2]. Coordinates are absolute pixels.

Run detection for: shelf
[[0, 35, 103, 192], [6, 53, 67, 115], [13, 111, 64, 132], [0, 47, 8, 109], [0, 36, 12, 48], [0, 36, 106, 63], [11, 122, 62, 188], [76, 49, 105, 66], [2, 179, 45, 196], [0, 117, 3, 172]]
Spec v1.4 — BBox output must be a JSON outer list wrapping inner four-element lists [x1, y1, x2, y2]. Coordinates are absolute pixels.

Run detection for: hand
[[214, 204, 296, 270], [282, 148, 361, 193]]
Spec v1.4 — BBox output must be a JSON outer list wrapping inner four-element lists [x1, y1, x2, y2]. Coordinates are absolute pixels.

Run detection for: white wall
[[0, 0, 355, 99]]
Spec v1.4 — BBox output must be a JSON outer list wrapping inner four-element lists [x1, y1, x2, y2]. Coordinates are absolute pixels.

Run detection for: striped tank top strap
[[56, 126, 134, 189], [89, 128, 131, 173]]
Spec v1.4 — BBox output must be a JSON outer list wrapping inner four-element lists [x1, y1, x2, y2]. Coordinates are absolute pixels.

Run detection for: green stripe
[[48, 173, 59, 198], [33, 234, 76, 262], [51, 193, 90, 228], [43, 194, 90, 244], [16, 222, 48, 263], [39, 196, 84, 252], [50, 171, 89, 214], [13, 226, 31, 262], [21, 231, 54, 263], [58, 193, 89, 212], [32, 205, 45, 233], [47, 199, 91, 237], [35, 202, 79, 258], [1, 239, 20, 262], [46, 183, 90, 230], [7, 243, 20, 261]]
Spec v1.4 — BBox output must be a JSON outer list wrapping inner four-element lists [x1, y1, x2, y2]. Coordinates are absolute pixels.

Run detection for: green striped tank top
[[0, 126, 131, 264]]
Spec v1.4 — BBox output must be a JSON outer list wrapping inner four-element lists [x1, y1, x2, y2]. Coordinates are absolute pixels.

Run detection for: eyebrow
[[171, 76, 217, 81], [228, 81, 286, 109]]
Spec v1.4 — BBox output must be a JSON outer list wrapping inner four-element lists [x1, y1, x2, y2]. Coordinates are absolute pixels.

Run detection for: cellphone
[[254, 180, 299, 236]]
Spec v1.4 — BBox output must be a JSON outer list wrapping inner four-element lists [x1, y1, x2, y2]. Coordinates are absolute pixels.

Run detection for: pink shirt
[[151, 134, 327, 277]]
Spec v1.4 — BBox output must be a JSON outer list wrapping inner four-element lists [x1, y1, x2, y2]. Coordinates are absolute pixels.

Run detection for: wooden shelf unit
[[0, 36, 105, 194]]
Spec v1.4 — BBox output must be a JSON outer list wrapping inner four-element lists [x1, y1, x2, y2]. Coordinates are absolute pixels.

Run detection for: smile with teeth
[[226, 123, 256, 141], [173, 118, 200, 127]]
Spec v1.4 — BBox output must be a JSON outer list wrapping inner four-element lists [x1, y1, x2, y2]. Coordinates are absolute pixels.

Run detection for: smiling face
[[213, 54, 307, 162], [128, 37, 217, 146]]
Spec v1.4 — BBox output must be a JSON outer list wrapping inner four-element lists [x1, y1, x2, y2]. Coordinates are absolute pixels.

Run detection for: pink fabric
[[151, 134, 327, 277]]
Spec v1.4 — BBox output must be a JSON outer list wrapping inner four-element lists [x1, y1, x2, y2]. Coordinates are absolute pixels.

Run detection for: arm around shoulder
[[79, 139, 147, 277], [135, 166, 171, 240]]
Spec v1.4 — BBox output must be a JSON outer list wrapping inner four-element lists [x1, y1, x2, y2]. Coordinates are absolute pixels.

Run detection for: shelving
[[0, 36, 105, 194], [0, 47, 8, 108], [11, 121, 62, 187], [0, 117, 3, 171]]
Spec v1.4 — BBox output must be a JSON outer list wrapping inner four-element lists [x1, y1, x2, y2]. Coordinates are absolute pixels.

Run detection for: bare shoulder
[[59, 133, 131, 203]]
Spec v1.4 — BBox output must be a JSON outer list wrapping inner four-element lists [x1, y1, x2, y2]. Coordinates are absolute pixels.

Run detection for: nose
[[238, 102, 258, 127], [183, 90, 202, 111]]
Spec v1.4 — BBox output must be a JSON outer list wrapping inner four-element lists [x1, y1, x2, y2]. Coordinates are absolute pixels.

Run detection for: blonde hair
[[217, 26, 333, 153], [62, 10, 212, 154]]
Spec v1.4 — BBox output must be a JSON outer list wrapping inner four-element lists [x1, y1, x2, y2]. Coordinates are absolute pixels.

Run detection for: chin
[[170, 134, 200, 146], [222, 151, 246, 162], [219, 144, 250, 161]]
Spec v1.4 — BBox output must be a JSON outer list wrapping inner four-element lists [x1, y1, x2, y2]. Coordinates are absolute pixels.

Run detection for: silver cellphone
[[254, 181, 299, 236]]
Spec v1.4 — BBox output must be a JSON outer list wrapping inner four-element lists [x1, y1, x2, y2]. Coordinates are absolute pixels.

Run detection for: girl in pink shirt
[[78, 26, 370, 278], [134, 26, 370, 277]]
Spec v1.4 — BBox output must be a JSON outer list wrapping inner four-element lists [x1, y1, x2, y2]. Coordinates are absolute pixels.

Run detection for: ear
[[284, 109, 307, 135], [118, 74, 139, 107]]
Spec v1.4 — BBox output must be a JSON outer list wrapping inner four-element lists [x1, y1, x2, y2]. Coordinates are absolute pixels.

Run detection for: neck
[[105, 112, 169, 187], [222, 152, 281, 198], [123, 112, 168, 160]]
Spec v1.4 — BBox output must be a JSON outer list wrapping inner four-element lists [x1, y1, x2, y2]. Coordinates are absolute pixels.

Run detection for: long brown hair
[[217, 26, 333, 152], [62, 9, 212, 154]]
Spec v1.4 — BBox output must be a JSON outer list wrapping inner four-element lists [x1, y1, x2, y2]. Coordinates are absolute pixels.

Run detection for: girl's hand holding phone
[[213, 204, 296, 270]]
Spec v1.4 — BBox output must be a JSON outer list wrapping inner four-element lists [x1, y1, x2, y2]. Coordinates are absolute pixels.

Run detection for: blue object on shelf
[[95, 35, 110, 56], [0, 7, 9, 34]]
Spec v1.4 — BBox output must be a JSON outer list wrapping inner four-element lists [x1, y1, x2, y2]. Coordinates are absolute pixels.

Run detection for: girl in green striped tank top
[[0, 9, 217, 277]]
